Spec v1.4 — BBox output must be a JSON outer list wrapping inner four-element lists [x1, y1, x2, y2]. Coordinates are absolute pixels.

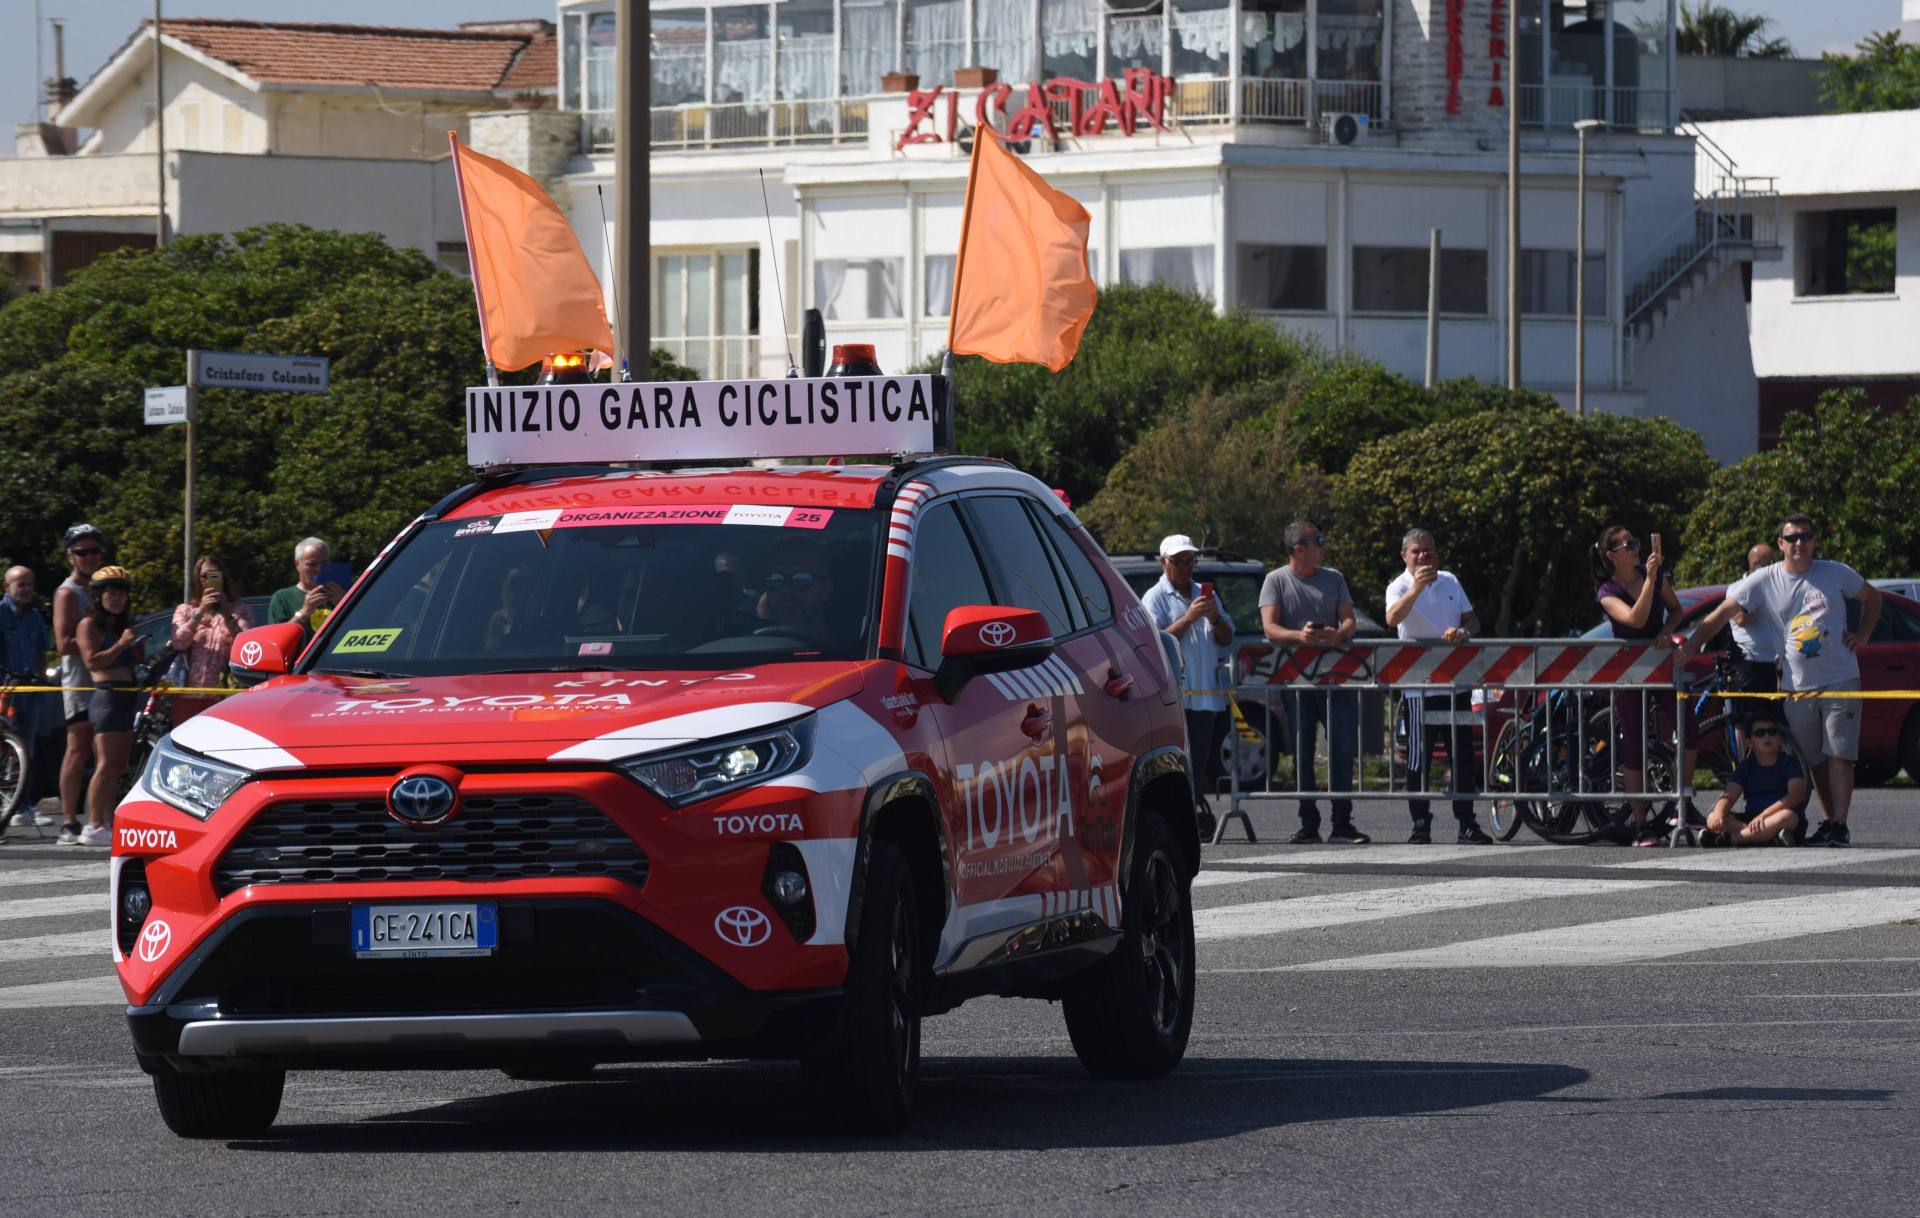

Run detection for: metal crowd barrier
[[1212, 638, 1691, 846]]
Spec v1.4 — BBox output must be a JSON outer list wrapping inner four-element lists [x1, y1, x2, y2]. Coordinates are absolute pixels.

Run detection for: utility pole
[[184, 351, 198, 600], [1504, 0, 1519, 390], [1424, 228, 1440, 389], [614, 0, 648, 377], [1574, 120, 1604, 417], [153, 0, 167, 249]]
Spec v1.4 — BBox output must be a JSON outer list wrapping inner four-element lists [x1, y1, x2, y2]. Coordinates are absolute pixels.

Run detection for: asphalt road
[[4, 790, 1918, 1216]]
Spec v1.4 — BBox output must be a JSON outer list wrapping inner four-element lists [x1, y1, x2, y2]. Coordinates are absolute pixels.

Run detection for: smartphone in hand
[[1201, 581, 1216, 599]]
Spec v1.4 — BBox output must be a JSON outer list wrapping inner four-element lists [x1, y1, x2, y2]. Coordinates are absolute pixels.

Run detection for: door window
[[906, 501, 994, 670], [963, 496, 1075, 637]]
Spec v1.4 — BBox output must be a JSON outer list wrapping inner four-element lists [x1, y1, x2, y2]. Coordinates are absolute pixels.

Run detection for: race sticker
[[493, 509, 564, 535], [578, 641, 613, 656], [335, 627, 403, 654], [453, 517, 496, 539], [540, 505, 833, 530]]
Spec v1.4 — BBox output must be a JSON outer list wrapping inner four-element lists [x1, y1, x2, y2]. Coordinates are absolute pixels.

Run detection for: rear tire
[[0, 727, 29, 828], [152, 1065, 284, 1139], [1485, 721, 1525, 840], [803, 841, 920, 1134], [1062, 813, 1194, 1078]]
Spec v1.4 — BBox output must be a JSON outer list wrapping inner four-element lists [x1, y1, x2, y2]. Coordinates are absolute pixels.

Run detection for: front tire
[[1062, 813, 1194, 1078], [804, 840, 920, 1133], [152, 1065, 284, 1139]]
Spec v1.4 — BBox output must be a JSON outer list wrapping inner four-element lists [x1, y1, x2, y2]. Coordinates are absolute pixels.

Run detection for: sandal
[[1633, 829, 1667, 847]]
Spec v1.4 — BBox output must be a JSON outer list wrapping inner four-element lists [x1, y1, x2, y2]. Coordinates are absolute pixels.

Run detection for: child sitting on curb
[[1701, 711, 1808, 847]]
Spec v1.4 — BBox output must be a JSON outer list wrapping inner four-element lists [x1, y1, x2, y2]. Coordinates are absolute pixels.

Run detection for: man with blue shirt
[[1142, 534, 1233, 841], [1, 565, 52, 825]]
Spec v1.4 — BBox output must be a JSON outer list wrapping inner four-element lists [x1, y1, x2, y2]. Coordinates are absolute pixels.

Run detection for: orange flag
[[450, 134, 615, 372], [947, 126, 1098, 373]]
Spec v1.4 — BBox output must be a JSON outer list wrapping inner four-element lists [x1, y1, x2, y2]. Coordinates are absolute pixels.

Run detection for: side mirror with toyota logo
[[227, 623, 308, 688], [933, 605, 1055, 703]]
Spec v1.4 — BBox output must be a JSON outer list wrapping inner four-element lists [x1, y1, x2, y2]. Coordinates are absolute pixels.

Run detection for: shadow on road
[[231, 1055, 1589, 1152]]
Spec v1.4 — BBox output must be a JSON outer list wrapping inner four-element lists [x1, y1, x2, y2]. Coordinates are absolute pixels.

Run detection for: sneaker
[[1805, 820, 1837, 846], [1775, 824, 1802, 847], [1632, 829, 1667, 847], [55, 823, 82, 846], [1196, 808, 1218, 842], [11, 809, 43, 827], [1288, 827, 1322, 845], [78, 824, 111, 847], [1696, 829, 1723, 849], [1456, 823, 1493, 845], [1327, 825, 1372, 845], [1407, 818, 1433, 845], [1826, 823, 1851, 848]]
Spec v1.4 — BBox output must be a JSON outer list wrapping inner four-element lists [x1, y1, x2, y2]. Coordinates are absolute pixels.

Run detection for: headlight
[[145, 737, 251, 820], [618, 717, 813, 807]]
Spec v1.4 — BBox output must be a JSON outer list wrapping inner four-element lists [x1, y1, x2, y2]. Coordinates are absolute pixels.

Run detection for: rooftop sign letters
[[464, 375, 941, 466], [1445, 0, 1509, 116], [897, 70, 1173, 152]]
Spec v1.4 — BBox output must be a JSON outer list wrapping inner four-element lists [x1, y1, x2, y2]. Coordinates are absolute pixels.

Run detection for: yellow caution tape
[[5, 684, 239, 696]]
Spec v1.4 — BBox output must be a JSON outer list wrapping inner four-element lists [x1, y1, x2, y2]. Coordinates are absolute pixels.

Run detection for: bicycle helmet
[[90, 566, 132, 592], [63, 523, 105, 549]]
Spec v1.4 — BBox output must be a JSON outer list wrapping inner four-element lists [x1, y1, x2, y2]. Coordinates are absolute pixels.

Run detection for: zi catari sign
[[898, 70, 1173, 151]]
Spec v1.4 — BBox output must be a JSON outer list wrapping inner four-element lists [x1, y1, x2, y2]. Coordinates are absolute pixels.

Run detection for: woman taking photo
[[168, 554, 252, 722], [74, 566, 144, 847], [1592, 525, 1683, 847]]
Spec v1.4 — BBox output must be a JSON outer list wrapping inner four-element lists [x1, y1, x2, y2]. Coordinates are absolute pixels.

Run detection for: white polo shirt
[[1384, 569, 1473, 640]]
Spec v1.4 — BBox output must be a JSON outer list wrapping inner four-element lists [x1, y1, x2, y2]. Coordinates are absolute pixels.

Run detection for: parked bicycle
[[1, 670, 39, 831], [1488, 685, 1682, 845]]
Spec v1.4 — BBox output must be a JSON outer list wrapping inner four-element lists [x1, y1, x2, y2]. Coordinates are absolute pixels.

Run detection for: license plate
[[351, 903, 496, 959]]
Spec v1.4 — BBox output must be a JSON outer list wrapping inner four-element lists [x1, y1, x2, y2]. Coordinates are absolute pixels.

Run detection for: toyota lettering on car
[[110, 371, 1201, 1138]]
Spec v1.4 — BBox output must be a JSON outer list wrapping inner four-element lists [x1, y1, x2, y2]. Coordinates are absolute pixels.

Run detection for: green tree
[[1818, 30, 1920, 114], [1682, 390, 1920, 584], [1338, 411, 1715, 636], [1675, 2, 1791, 57], [1280, 361, 1558, 476], [933, 283, 1316, 505]]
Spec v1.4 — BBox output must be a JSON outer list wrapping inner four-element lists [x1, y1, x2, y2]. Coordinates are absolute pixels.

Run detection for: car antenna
[[759, 168, 800, 378]]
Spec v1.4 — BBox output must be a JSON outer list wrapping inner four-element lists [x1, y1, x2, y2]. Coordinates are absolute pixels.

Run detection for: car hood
[[167, 664, 873, 771]]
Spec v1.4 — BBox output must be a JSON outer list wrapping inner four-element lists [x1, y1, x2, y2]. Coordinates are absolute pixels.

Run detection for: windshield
[[309, 508, 883, 676]]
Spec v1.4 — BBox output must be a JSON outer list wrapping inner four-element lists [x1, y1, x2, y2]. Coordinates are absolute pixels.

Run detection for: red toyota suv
[[112, 458, 1199, 1137]]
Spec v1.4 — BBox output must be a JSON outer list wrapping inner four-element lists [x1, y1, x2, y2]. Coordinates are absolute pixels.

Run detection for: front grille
[[213, 792, 649, 896]]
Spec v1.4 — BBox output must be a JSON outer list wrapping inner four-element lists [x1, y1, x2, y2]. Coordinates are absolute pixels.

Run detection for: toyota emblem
[[388, 773, 458, 827], [237, 640, 263, 667], [136, 919, 172, 963], [714, 905, 772, 947], [979, 620, 1018, 648]]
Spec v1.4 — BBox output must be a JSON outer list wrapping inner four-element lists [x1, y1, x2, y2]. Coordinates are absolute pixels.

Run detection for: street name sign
[[190, 350, 330, 394], [144, 385, 189, 425]]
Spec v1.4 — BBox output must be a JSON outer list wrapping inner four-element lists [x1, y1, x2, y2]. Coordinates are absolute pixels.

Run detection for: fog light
[[115, 859, 151, 955], [121, 886, 152, 924], [770, 869, 809, 905]]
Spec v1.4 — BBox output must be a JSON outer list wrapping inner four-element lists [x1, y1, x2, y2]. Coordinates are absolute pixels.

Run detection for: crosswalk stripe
[[1217, 845, 1578, 868], [1194, 876, 1676, 942], [0, 930, 106, 963], [1286, 886, 1920, 971], [0, 894, 104, 922], [0, 976, 123, 1009], [1192, 870, 1299, 889], [1598, 848, 1920, 873], [0, 864, 108, 889]]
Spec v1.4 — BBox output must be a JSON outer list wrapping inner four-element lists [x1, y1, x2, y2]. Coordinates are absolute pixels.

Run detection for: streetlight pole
[[1574, 119, 1603, 417], [1505, 0, 1520, 390], [614, 0, 648, 378], [153, 0, 166, 249]]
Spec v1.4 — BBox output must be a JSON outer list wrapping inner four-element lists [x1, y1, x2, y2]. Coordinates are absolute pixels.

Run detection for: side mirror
[[934, 605, 1055, 703], [228, 623, 306, 688]]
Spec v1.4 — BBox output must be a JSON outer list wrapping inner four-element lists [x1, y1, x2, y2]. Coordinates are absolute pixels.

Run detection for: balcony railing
[[609, 99, 874, 154], [1515, 84, 1672, 134]]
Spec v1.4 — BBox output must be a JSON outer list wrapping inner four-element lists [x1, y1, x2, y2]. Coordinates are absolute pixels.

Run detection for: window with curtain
[[1242, 0, 1307, 80], [586, 11, 619, 110], [977, 0, 1037, 84], [563, 11, 584, 110], [1352, 246, 1489, 315], [925, 254, 955, 317], [842, 0, 899, 95], [714, 6, 772, 104], [1236, 244, 1326, 311], [778, 0, 835, 99], [1107, 3, 1165, 74], [815, 257, 905, 320], [1171, 0, 1229, 77], [1042, 0, 1098, 79], [1119, 247, 1215, 298], [1519, 249, 1605, 316], [652, 11, 707, 106], [906, 0, 965, 87], [1316, 0, 1383, 82], [655, 250, 761, 378]]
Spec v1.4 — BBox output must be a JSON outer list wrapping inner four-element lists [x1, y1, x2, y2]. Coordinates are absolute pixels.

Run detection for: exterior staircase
[[1623, 115, 1783, 371]]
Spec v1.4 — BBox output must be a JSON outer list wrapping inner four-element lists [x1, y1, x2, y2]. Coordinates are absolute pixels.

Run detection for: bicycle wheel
[[0, 726, 29, 828], [1577, 709, 1682, 843], [1516, 708, 1616, 846], [1484, 720, 1525, 841]]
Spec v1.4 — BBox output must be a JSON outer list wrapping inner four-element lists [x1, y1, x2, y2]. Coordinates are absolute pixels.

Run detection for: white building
[[0, 18, 557, 290], [1696, 110, 1920, 447], [548, 0, 1780, 460]]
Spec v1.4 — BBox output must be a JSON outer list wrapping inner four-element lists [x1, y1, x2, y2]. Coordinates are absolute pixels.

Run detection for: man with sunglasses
[[51, 524, 106, 845], [1683, 514, 1880, 846], [756, 539, 836, 647], [1142, 534, 1234, 841], [1260, 521, 1368, 844]]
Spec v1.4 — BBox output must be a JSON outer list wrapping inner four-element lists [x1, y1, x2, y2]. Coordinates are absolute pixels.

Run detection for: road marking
[[1599, 848, 1920, 873], [1216, 845, 1577, 867], [0, 864, 107, 889], [1194, 876, 1676, 942], [0, 894, 103, 922], [1287, 886, 1920, 970], [1192, 870, 1300, 889], [0, 975, 122, 1009], [0, 930, 104, 963]]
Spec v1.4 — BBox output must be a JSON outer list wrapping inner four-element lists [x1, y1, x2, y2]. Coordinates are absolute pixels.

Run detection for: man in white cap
[[1140, 534, 1233, 840]]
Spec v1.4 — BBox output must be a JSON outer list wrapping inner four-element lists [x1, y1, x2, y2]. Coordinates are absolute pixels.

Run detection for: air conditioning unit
[[1319, 112, 1370, 146]]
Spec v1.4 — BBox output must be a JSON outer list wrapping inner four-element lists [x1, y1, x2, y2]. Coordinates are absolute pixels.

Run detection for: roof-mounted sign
[[464, 375, 943, 466]]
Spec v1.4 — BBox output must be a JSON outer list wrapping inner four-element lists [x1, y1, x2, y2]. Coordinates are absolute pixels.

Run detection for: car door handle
[[1021, 703, 1052, 740], [1103, 670, 1134, 700]]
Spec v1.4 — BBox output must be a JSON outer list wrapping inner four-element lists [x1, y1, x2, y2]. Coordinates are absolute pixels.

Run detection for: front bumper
[[127, 898, 846, 1072]]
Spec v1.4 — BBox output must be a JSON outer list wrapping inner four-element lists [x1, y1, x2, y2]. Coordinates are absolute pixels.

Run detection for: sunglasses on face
[[763, 572, 820, 592], [69, 546, 103, 558], [1294, 535, 1327, 548], [1749, 726, 1780, 738], [1607, 538, 1640, 553], [1779, 532, 1816, 545]]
